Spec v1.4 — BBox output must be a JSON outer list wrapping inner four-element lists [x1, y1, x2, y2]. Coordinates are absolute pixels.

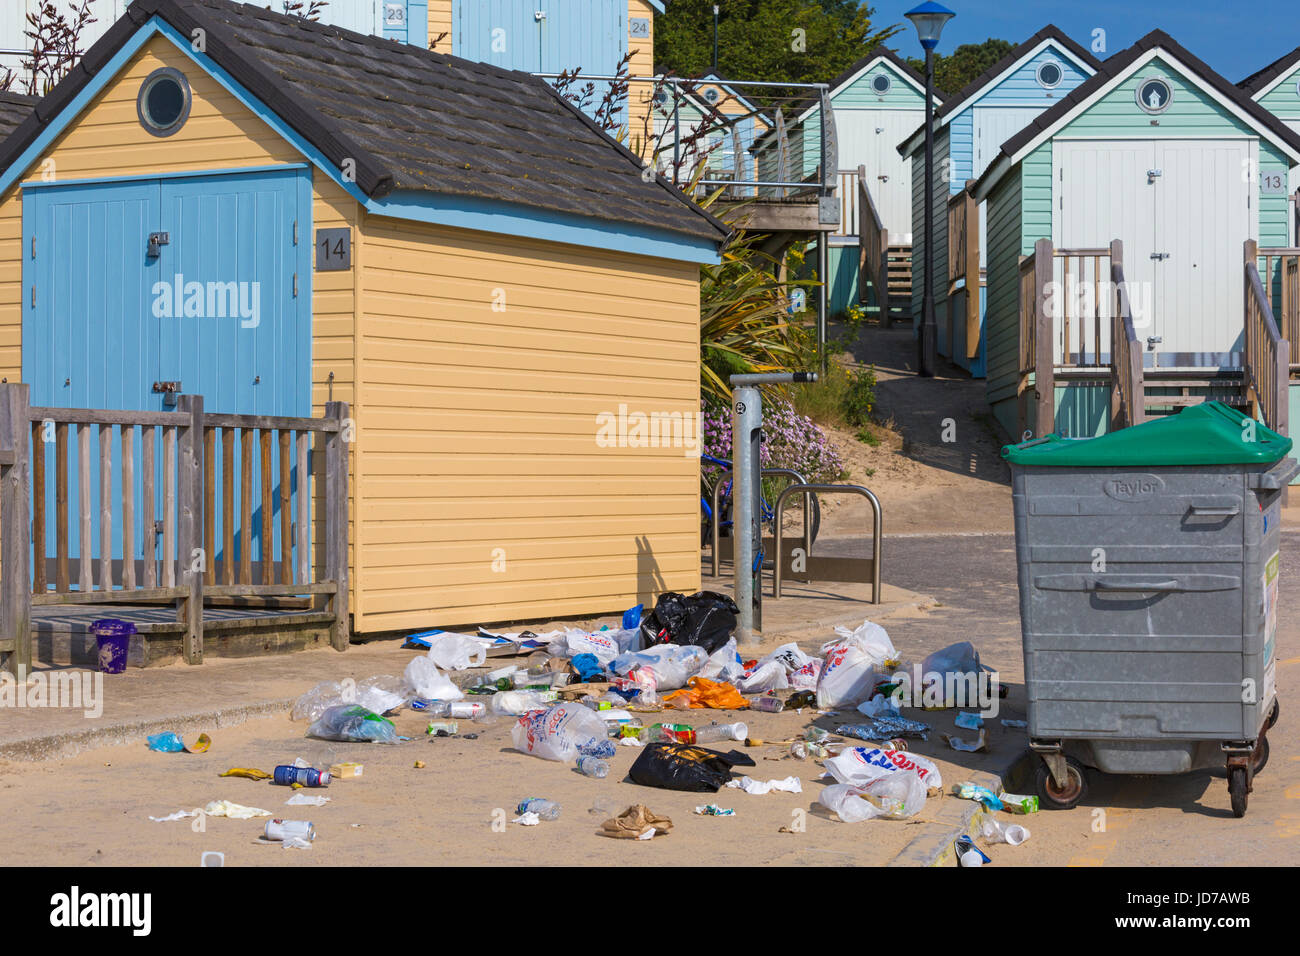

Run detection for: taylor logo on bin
[[1103, 474, 1164, 501]]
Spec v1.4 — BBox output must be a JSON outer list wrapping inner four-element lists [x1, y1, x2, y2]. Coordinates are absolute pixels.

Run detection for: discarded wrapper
[[942, 729, 987, 753], [693, 804, 736, 816], [999, 792, 1039, 814], [599, 804, 673, 839], [954, 712, 984, 730], [219, 767, 271, 780], [328, 762, 364, 779]]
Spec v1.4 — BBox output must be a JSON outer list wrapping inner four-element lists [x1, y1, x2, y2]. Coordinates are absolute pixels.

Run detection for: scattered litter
[[513, 812, 540, 826], [403, 657, 465, 702], [426, 721, 459, 737], [146, 731, 211, 753], [150, 800, 271, 822], [953, 781, 1003, 810], [637, 591, 737, 655], [285, 793, 329, 807], [661, 677, 749, 710], [610, 644, 709, 692], [955, 834, 990, 866], [694, 804, 735, 816], [413, 760, 426, 769], [816, 620, 898, 709], [627, 742, 755, 792], [919, 643, 993, 708], [857, 693, 899, 718], [265, 819, 315, 846], [943, 730, 988, 753], [599, 804, 673, 839], [819, 772, 927, 821], [1000, 719, 1027, 729], [620, 736, 643, 747], [825, 746, 943, 791], [955, 712, 985, 730], [273, 765, 331, 787], [726, 775, 802, 795], [511, 704, 609, 762], [328, 762, 363, 779], [516, 798, 561, 821], [220, 767, 271, 780], [1000, 792, 1040, 814], [836, 714, 931, 742], [982, 817, 1031, 845], [307, 705, 398, 744]]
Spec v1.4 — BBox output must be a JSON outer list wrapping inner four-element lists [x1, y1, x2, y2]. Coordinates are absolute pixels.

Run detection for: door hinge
[[293, 272, 298, 297], [30, 285, 34, 308], [30, 236, 34, 259], [293, 219, 298, 245]]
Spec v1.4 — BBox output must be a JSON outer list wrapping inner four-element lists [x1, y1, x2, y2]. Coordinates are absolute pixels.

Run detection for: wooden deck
[[29, 602, 335, 668]]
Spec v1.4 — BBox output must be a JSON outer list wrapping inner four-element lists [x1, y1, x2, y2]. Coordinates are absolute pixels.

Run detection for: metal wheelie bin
[[1002, 403, 1296, 817]]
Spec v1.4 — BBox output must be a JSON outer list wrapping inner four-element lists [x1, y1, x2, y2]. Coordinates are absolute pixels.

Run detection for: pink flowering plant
[[702, 395, 844, 487]]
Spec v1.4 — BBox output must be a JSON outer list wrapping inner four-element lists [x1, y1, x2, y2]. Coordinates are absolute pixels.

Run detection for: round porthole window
[[871, 72, 892, 96], [1036, 60, 1063, 89], [137, 68, 191, 137], [703, 87, 719, 104], [1136, 77, 1173, 114]]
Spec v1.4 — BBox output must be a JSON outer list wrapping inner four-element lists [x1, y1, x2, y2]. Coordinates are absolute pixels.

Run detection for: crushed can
[[265, 819, 315, 842]]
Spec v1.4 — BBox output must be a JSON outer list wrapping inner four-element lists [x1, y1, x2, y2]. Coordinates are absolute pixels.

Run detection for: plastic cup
[[91, 618, 136, 674], [1004, 824, 1030, 846]]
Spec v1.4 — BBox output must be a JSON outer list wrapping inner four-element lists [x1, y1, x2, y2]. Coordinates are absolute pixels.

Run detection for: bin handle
[[1250, 456, 1300, 492], [1187, 504, 1239, 517], [1033, 573, 1241, 593]]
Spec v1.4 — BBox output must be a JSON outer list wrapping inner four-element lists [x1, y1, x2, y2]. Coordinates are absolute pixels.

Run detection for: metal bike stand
[[772, 483, 882, 604], [708, 467, 813, 579]]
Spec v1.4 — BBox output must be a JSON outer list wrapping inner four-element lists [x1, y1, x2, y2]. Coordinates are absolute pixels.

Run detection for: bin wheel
[[1228, 767, 1249, 818], [1267, 700, 1280, 730], [1252, 736, 1270, 776], [1035, 755, 1088, 810]]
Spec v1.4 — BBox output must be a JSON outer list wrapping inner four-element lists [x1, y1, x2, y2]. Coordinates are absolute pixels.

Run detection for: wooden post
[[1245, 239, 1259, 420], [1109, 239, 1124, 429], [963, 181, 980, 360], [324, 401, 350, 651], [0, 384, 32, 677], [176, 395, 205, 664], [1033, 238, 1055, 438], [31, 421, 45, 594]]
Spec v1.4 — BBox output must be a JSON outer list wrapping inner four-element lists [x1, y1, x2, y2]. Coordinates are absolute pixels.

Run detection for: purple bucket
[[91, 619, 137, 674]]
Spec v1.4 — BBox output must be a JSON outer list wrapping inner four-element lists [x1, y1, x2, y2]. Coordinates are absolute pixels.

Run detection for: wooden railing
[[1244, 239, 1290, 437], [1052, 247, 1113, 368], [0, 384, 350, 674], [1258, 246, 1300, 371], [946, 181, 980, 359], [836, 169, 858, 238], [856, 164, 892, 328], [1109, 240, 1145, 430], [1018, 239, 1055, 437]]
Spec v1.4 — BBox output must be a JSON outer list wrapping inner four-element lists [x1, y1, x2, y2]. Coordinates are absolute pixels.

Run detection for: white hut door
[[1150, 140, 1252, 363]]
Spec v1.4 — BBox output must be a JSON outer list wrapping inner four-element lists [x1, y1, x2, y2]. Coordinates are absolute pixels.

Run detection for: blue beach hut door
[[22, 165, 310, 582]]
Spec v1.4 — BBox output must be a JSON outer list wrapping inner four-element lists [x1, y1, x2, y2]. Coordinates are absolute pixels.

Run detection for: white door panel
[[1151, 140, 1251, 360], [973, 107, 1036, 179], [1054, 140, 1156, 366], [837, 109, 916, 241]]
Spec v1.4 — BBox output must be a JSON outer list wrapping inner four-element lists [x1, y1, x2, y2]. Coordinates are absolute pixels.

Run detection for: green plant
[[843, 365, 877, 428], [856, 427, 881, 447]]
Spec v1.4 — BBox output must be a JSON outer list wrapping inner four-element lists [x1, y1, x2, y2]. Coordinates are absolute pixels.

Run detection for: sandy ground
[[0, 688, 1026, 867]]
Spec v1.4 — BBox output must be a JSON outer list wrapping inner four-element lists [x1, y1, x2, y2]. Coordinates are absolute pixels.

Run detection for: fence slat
[[177, 396, 204, 664], [98, 423, 112, 591], [56, 421, 68, 593], [279, 429, 291, 585], [143, 426, 156, 589], [78, 424, 91, 592], [261, 429, 273, 586], [203, 427, 215, 586], [163, 426, 176, 588], [122, 426, 134, 590], [222, 427, 234, 586], [31, 421, 45, 593], [1, 385, 32, 676], [240, 428, 252, 585], [296, 430, 308, 586]]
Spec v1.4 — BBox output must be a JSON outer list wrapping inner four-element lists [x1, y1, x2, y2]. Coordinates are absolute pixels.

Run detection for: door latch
[[147, 232, 170, 257], [152, 381, 181, 407], [1147, 336, 1162, 351], [1146, 168, 1162, 183], [1150, 252, 1170, 261]]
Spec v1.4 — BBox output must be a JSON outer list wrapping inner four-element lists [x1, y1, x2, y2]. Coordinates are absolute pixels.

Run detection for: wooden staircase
[[855, 166, 911, 326], [885, 244, 913, 323], [1140, 369, 1249, 415]]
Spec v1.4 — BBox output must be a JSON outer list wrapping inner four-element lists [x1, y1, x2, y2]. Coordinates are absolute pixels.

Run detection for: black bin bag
[[639, 591, 738, 655], [628, 742, 756, 792]]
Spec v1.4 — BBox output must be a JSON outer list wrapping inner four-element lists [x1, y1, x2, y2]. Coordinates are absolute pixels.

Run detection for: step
[[1143, 393, 1248, 408]]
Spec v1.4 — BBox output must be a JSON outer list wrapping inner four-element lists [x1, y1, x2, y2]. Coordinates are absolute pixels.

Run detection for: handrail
[[772, 483, 881, 604], [1109, 239, 1145, 429], [1052, 247, 1112, 368], [946, 181, 979, 358], [1244, 239, 1290, 437], [1258, 245, 1300, 367], [709, 466, 811, 578], [857, 164, 892, 327]]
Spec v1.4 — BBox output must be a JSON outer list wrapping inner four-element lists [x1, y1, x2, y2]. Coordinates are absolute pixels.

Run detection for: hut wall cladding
[[0, 36, 361, 608], [357, 215, 701, 630]]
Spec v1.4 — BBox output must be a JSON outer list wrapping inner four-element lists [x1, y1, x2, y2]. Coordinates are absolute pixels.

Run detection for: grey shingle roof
[[0, 0, 728, 246], [0, 92, 38, 140], [1239, 46, 1300, 96]]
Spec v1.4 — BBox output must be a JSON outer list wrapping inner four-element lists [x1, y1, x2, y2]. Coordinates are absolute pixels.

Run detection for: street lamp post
[[905, 2, 954, 378]]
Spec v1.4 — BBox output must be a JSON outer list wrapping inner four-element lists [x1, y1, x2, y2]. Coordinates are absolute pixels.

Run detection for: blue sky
[[870, 0, 1297, 84]]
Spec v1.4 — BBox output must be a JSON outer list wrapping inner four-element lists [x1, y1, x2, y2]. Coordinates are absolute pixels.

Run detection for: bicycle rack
[[708, 467, 813, 578], [772, 483, 882, 604]]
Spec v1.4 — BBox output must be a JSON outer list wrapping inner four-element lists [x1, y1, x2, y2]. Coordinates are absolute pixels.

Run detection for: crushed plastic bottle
[[576, 756, 610, 778], [516, 798, 561, 821], [693, 722, 748, 744]]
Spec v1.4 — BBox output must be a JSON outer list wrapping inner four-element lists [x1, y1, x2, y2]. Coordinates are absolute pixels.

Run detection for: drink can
[[265, 819, 315, 842], [449, 701, 485, 719], [886, 738, 909, 752], [272, 765, 331, 787], [750, 696, 784, 713]]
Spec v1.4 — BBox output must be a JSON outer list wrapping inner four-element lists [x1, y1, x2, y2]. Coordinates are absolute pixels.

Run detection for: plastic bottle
[[577, 756, 610, 778], [578, 738, 617, 759], [516, 798, 561, 821], [693, 722, 748, 744], [750, 696, 784, 713], [640, 723, 697, 744]]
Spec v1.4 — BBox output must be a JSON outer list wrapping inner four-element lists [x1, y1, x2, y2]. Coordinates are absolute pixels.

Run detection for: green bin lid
[[1001, 402, 1293, 467]]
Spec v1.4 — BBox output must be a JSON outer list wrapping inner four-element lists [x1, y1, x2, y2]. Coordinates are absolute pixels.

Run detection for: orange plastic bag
[[661, 676, 748, 710]]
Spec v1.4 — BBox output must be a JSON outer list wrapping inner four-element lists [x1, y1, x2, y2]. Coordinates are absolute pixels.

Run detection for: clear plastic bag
[[291, 680, 351, 722], [424, 634, 488, 671], [306, 704, 399, 744], [699, 637, 743, 683], [736, 660, 789, 694], [511, 703, 610, 762], [819, 771, 927, 822], [490, 690, 551, 716], [356, 675, 408, 715], [403, 656, 464, 701], [609, 644, 709, 691]]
